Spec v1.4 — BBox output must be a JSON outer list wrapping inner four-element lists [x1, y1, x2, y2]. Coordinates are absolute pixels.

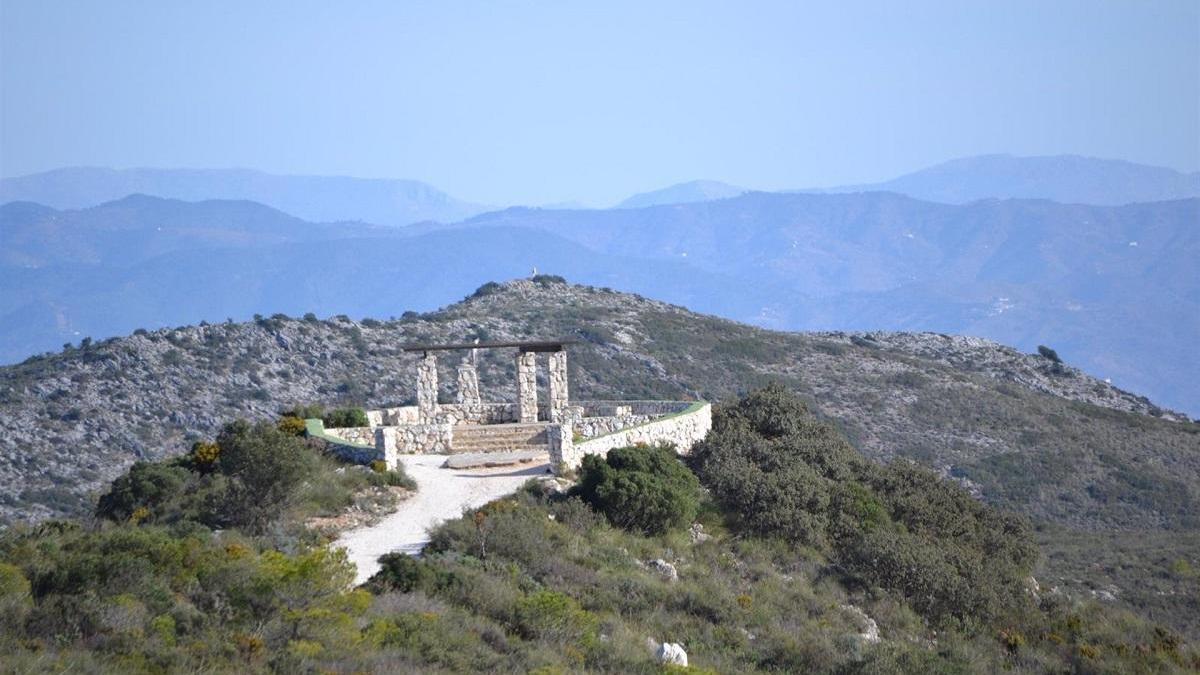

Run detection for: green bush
[[514, 590, 595, 642], [366, 553, 451, 594], [572, 444, 701, 535], [1037, 345, 1062, 363], [96, 461, 190, 522], [216, 420, 318, 532], [323, 407, 369, 428], [690, 383, 1038, 625], [277, 415, 307, 436]]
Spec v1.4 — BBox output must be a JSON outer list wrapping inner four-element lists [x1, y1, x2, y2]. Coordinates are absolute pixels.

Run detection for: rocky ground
[[0, 278, 1194, 527], [2, 277, 1197, 635]]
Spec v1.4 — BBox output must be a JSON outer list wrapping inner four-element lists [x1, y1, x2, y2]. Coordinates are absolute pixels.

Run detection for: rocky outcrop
[[0, 279, 1193, 526]]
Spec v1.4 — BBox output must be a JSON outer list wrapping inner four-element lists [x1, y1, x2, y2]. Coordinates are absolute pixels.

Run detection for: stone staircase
[[450, 422, 549, 454]]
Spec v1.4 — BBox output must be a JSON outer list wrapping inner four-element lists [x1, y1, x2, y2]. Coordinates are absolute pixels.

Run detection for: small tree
[[573, 444, 701, 535], [1037, 345, 1062, 363]]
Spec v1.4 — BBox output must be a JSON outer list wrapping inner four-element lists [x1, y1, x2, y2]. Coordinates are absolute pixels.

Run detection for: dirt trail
[[334, 454, 550, 585]]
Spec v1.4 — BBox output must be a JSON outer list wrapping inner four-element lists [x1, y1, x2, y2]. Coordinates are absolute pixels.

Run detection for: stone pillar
[[416, 352, 438, 423], [547, 350, 569, 422], [456, 356, 481, 406], [547, 423, 577, 473], [516, 350, 539, 423], [375, 427, 398, 470]]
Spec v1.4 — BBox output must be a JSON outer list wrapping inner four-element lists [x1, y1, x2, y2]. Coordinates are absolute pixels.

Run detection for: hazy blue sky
[[1, 1, 1197, 205]]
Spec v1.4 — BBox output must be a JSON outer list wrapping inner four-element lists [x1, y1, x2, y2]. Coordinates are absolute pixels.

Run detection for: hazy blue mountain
[[0, 167, 489, 226], [0, 194, 399, 269], [437, 192, 1200, 415], [616, 179, 746, 208], [3, 191, 1196, 415], [0, 196, 786, 366], [813, 154, 1200, 205]]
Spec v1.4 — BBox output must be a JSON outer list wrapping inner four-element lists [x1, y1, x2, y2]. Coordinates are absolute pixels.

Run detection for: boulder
[[648, 558, 678, 582], [656, 642, 688, 666], [841, 604, 880, 645]]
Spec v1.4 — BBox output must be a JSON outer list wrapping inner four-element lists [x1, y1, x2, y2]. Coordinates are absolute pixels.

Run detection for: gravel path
[[334, 454, 551, 585]]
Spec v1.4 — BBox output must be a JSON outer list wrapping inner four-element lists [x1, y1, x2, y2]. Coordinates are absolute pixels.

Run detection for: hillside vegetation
[[1, 388, 1193, 673], [1, 279, 1197, 636]]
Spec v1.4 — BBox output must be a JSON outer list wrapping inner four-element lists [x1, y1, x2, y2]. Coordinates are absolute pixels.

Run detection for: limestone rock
[[689, 522, 710, 544], [656, 642, 688, 666], [841, 604, 880, 645], [648, 558, 678, 582]]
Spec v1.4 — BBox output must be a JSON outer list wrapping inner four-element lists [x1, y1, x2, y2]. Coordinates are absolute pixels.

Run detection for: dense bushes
[[322, 407, 369, 428], [690, 383, 1039, 625], [94, 414, 410, 535], [572, 444, 701, 535]]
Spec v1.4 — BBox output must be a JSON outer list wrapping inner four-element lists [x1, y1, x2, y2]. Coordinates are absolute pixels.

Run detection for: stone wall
[[435, 402, 519, 425], [571, 400, 695, 417], [573, 414, 655, 439], [550, 402, 712, 472], [323, 426, 376, 446], [375, 423, 454, 468], [367, 406, 421, 427], [305, 418, 383, 466]]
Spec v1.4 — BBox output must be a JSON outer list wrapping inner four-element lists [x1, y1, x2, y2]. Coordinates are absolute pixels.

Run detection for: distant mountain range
[[616, 179, 747, 208], [2, 153, 1198, 413], [2, 189, 1196, 415], [0, 167, 490, 226], [805, 154, 1200, 206]]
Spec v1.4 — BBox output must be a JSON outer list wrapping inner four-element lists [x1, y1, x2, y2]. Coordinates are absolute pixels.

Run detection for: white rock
[[656, 642, 688, 666], [689, 522, 710, 543], [841, 604, 881, 644], [649, 558, 678, 581]]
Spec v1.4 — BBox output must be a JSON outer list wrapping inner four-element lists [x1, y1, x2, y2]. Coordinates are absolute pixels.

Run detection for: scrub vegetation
[[0, 388, 1194, 673]]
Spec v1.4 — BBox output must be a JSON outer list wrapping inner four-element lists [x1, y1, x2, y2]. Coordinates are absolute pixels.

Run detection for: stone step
[[451, 439, 549, 452], [442, 449, 549, 469], [452, 423, 548, 437]]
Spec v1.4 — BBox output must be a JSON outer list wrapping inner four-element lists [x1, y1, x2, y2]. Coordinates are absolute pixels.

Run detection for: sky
[[1, 0, 1197, 206]]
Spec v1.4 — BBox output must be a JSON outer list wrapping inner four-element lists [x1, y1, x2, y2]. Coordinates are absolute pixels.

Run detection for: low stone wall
[[435, 402, 519, 425], [366, 406, 421, 427], [367, 403, 519, 427], [550, 402, 712, 472], [571, 400, 695, 417], [305, 419, 383, 466], [324, 426, 375, 446], [573, 414, 655, 439], [375, 423, 454, 468]]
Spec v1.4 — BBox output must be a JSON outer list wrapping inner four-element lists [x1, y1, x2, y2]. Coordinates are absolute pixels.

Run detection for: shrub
[[277, 415, 307, 436], [1037, 345, 1062, 363], [190, 440, 221, 472], [469, 281, 503, 300], [324, 407, 369, 428], [690, 384, 1039, 625], [573, 445, 701, 535], [96, 461, 190, 522], [514, 590, 595, 642], [366, 553, 451, 594], [215, 420, 318, 532], [532, 274, 567, 286]]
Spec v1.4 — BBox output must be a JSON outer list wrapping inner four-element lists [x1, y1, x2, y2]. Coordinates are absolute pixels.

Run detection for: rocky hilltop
[[2, 278, 1194, 526], [4, 278, 1198, 634]]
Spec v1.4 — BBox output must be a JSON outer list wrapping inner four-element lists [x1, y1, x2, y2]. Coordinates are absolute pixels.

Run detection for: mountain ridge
[[0, 166, 491, 226]]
